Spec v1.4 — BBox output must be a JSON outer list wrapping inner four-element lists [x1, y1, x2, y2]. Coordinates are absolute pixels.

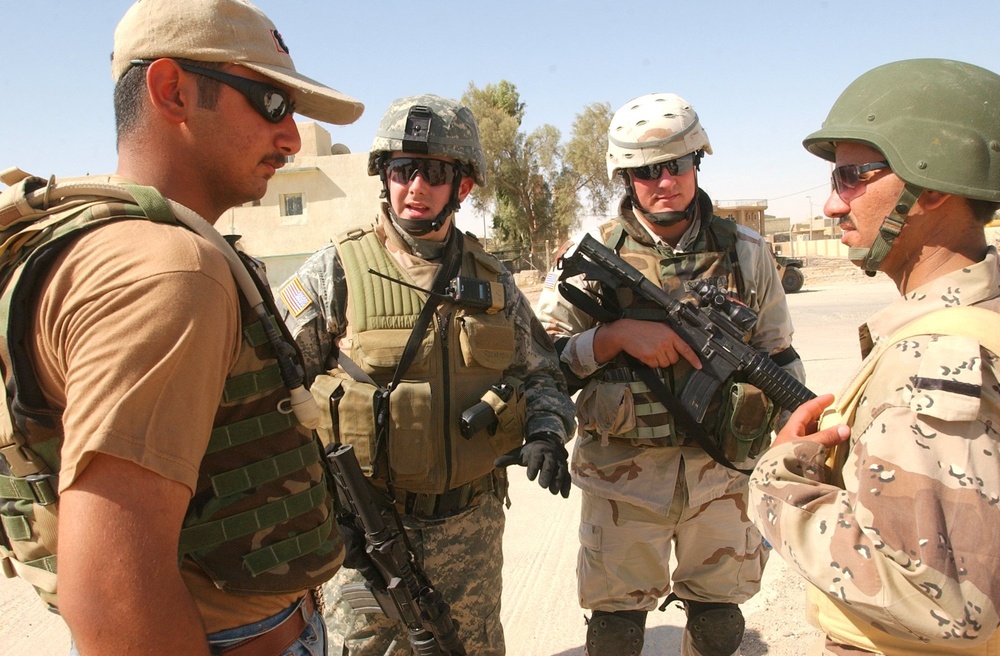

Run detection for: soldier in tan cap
[[535, 92, 804, 656], [277, 94, 576, 655], [750, 58, 1000, 656], [0, 0, 361, 654]]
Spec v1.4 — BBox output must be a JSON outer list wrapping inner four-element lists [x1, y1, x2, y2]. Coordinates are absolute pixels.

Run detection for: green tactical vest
[[0, 178, 339, 608], [594, 205, 744, 445], [321, 228, 523, 494]]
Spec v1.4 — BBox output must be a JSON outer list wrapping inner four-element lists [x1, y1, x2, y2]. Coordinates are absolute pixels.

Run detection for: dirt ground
[[0, 259, 892, 655]]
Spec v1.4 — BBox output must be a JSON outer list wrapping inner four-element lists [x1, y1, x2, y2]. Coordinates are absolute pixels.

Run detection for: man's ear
[[144, 59, 195, 124], [917, 189, 952, 212], [457, 176, 476, 202]]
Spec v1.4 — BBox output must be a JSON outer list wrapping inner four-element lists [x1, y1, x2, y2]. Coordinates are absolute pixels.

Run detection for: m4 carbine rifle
[[326, 444, 466, 656], [558, 234, 815, 422]]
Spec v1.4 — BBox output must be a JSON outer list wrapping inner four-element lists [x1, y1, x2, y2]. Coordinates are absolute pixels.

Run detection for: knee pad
[[685, 601, 744, 656], [585, 610, 646, 656]]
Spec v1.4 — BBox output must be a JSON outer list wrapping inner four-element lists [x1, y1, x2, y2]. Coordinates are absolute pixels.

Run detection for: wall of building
[[222, 122, 383, 286]]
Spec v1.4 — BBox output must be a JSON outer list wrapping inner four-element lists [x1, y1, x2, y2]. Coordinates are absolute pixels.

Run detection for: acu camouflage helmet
[[804, 59, 1000, 202], [606, 93, 713, 179], [368, 94, 487, 186]]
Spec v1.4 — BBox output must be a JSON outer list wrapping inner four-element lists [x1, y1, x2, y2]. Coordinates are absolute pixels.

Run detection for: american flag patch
[[279, 276, 313, 316], [543, 270, 559, 289]]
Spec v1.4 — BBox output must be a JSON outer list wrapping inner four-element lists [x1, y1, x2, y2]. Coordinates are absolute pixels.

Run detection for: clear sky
[[5, 0, 999, 232]]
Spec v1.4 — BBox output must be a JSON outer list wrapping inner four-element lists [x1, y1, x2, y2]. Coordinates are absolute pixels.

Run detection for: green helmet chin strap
[[852, 184, 923, 276]]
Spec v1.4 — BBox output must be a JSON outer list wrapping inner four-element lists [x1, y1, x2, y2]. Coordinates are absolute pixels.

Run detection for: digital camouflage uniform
[[279, 207, 575, 655], [535, 192, 804, 650], [749, 249, 1000, 655]]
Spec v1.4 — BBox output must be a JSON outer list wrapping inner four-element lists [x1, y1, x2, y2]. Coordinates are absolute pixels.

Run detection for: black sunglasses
[[385, 157, 461, 187], [630, 153, 697, 180], [831, 161, 889, 199], [130, 59, 295, 124]]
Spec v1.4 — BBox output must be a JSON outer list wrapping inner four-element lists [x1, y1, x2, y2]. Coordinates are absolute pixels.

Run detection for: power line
[[768, 183, 829, 202]]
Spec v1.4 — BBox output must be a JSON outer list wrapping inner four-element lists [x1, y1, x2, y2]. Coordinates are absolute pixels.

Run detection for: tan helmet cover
[[606, 93, 712, 179]]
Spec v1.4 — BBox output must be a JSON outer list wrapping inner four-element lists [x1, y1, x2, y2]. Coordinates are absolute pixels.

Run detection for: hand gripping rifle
[[326, 444, 466, 656], [558, 234, 815, 422]]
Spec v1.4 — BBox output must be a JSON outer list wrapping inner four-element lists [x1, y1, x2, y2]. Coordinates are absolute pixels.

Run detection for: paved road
[[0, 278, 900, 655]]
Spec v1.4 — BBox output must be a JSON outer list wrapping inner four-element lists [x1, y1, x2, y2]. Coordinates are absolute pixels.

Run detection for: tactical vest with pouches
[[589, 213, 774, 454], [310, 228, 524, 494], [0, 171, 339, 608]]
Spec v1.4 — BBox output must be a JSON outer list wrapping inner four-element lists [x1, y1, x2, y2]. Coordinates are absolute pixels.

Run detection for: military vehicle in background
[[774, 252, 805, 293]]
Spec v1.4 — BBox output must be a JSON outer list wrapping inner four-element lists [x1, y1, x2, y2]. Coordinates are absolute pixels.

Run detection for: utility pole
[[806, 196, 813, 242]]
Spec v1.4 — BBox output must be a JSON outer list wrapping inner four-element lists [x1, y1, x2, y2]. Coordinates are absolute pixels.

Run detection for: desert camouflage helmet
[[606, 93, 713, 179], [804, 58, 1000, 202], [368, 94, 487, 186]]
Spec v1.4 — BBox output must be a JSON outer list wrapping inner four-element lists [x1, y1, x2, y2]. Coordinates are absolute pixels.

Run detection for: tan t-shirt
[[31, 219, 299, 631]]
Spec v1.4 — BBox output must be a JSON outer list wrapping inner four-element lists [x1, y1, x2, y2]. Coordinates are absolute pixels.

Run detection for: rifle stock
[[560, 234, 815, 420], [326, 444, 466, 656]]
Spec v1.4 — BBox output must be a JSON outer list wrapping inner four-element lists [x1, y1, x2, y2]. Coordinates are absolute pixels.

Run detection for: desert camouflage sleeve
[[503, 272, 576, 441], [733, 226, 800, 363], [533, 232, 609, 385], [749, 335, 1000, 645], [277, 245, 347, 384], [535, 228, 805, 384]]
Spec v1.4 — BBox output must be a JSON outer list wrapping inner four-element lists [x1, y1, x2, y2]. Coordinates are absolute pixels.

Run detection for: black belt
[[401, 472, 497, 519]]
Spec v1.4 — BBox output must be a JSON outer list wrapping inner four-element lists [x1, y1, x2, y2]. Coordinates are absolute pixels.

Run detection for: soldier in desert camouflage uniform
[[277, 94, 575, 655], [535, 93, 804, 656], [749, 59, 1000, 655]]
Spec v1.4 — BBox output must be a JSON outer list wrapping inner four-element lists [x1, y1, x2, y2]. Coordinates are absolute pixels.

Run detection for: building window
[[279, 192, 306, 225], [281, 193, 304, 216]]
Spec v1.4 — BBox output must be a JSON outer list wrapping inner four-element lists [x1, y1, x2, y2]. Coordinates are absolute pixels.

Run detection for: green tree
[[463, 81, 564, 267], [462, 84, 615, 268], [563, 102, 615, 218]]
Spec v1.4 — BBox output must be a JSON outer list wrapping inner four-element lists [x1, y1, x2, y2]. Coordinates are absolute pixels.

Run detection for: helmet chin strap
[[378, 164, 463, 237], [622, 170, 698, 226], [850, 183, 922, 276]]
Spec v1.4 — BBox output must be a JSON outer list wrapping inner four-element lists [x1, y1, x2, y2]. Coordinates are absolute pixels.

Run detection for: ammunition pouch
[[713, 382, 776, 463], [578, 374, 776, 465], [310, 375, 432, 485]]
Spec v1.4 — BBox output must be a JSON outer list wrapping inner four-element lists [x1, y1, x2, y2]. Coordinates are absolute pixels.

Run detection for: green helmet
[[803, 58, 1000, 202], [368, 94, 487, 186]]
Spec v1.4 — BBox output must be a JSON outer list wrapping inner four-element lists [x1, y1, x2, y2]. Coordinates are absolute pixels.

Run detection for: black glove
[[494, 432, 571, 498], [335, 515, 384, 587]]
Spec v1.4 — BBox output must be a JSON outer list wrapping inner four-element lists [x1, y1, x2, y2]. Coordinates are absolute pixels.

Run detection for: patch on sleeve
[[906, 335, 982, 421], [543, 270, 559, 290], [278, 276, 314, 317]]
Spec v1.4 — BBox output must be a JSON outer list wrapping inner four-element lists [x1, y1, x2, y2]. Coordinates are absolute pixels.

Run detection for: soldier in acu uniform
[[277, 94, 576, 655], [749, 59, 1000, 655], [535, 93, 804, 656]]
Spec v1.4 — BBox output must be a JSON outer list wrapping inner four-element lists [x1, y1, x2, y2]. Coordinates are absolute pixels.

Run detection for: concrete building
[[224, 122, 382, 286], [713, 198, 768, 236]]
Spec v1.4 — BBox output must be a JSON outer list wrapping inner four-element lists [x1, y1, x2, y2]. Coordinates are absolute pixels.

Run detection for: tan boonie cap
[[111, 0, 363, 125]]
